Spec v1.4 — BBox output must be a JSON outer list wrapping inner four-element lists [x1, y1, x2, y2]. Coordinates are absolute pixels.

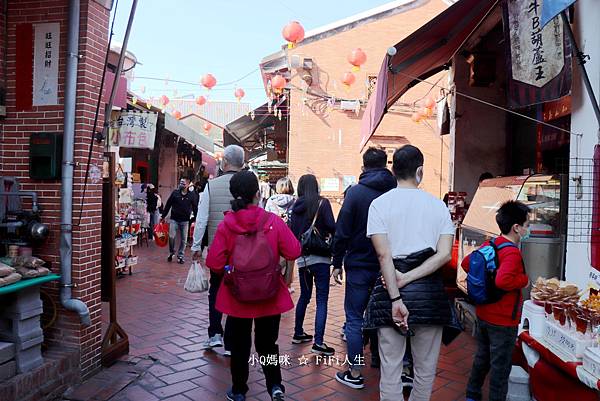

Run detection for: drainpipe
[[60, 0, 90, 326]]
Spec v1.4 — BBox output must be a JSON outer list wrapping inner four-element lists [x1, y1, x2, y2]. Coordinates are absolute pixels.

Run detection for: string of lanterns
[[147, 20, 373, 123], [411, 97, 437, 123]]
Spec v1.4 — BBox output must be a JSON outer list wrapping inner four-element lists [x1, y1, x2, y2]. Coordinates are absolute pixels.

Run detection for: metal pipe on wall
[[60, 0, 90, 326]]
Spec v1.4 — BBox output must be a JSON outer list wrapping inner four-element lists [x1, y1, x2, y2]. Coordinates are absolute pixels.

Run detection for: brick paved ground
[[65, 244, 478, 401]]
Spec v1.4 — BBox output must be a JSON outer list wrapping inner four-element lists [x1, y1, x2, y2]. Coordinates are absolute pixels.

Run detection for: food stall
[[457, 175, 568, 295], [456, 174, 600, 400]]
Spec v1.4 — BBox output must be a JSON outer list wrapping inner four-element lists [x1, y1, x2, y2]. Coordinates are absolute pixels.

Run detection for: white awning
[[164, 113, 214, 153]]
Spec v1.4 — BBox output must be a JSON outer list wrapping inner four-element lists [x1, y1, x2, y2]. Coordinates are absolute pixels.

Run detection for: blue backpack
[[466, 239, 517, 305]]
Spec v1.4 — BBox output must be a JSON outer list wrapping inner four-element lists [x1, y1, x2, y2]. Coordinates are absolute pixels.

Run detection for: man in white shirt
[[367, 145, 455, 401]]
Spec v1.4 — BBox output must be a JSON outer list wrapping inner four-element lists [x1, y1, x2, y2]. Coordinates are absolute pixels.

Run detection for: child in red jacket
[[462, 201, 530, 401]]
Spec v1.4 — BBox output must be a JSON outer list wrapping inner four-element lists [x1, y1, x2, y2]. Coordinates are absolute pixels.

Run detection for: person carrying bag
[[289, 174, 336, 357], [206, 171, 301, 401]]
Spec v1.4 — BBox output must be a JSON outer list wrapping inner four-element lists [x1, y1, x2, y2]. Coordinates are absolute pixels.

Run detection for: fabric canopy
[[224, 97, 287, 144], [360, 0, 498, 149]]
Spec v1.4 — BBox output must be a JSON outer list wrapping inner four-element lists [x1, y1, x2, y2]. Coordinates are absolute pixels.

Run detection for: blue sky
[[111, 0, 391, 108]]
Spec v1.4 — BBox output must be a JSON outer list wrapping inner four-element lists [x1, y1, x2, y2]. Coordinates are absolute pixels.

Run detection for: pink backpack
[[224, 212, 281, 303]]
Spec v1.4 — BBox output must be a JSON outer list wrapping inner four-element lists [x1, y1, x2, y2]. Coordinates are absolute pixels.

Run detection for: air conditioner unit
[[290, 55, 313, 70], [340, 100, 360, 111]]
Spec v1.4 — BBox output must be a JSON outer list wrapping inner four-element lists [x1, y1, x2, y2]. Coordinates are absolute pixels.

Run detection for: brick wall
[[287, 0, 450, 203], [1, 0, 109, 378]]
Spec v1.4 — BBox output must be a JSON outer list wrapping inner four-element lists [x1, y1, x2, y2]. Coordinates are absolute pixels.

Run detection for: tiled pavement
[[65, 245, 477, 401]]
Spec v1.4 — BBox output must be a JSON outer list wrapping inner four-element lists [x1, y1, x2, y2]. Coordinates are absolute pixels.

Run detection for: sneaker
[[271, 385, 285, 401], [311, 343, 335, 356], [202, 334, 223, 349], [335, 370, 365, 389], [226, 390, 245, 401], [401, 372, 414, 389], [177, 257, 185, 264], [292, 332, 313, 344], [167, 253, 174, 262], [223, 349, 231, 357]]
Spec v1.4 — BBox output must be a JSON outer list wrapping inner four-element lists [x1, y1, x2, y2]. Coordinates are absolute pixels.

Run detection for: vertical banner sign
[[33, 23, 60, 106], [503, 0, 572, 108], [110, 111, 158, 149]]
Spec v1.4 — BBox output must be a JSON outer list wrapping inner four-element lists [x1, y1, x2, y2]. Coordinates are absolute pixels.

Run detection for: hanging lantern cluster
[[341, 71, 356, 88], [270, 75, 287, 94], [160, 95, 170, 106], [173, 110, 182, 120], [347, 48, 367, 72], [234, 88, 245, 102], [196, 95, 207, 106], [411, 97, 436, 123], [282, 21, 305, 49], [201, 74, 217, 90]]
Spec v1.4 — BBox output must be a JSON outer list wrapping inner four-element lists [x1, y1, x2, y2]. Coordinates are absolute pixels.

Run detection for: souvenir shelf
[[115, 189, 142, 276]]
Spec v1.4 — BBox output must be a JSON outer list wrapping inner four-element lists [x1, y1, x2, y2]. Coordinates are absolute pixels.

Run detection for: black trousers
[[227, 314, 283, 396], [466, 318, 518, 401], [208, 271, 231, 349]]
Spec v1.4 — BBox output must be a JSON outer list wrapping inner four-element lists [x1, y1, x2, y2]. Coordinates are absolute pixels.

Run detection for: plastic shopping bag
[[184, 261, 209, 293], [153, 222, 169, 247]]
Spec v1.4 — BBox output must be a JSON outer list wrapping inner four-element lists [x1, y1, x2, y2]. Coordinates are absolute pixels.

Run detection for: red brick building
[[0, 0, 111, 397], [260, 0, 451, 211]]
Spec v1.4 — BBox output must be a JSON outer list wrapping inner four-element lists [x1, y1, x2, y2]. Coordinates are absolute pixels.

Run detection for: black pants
[[227, 314, 283, 396], [208, 271, 231, 349], [466, 319, 518, 401]]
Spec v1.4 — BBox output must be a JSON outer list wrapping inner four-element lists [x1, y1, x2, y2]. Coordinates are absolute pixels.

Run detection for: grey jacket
[[191, 171, 235, 251]]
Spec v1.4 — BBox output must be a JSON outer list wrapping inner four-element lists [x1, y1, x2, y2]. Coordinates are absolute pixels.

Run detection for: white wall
[[566, 0, 600, 289]]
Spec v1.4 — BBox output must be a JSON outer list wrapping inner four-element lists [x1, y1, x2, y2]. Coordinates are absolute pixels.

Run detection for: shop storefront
[[224, 98, 289, 189], [361, 0, 600, 398]]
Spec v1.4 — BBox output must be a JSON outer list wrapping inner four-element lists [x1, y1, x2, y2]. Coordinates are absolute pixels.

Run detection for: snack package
[[16, 267, 39, 279], [12, 256, 45, 269], [0, 272, 22, 287], [0, 262, 15, 278]]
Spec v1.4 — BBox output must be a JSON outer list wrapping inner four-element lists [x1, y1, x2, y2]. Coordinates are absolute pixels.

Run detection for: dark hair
[[363, 147, 387, 170], [297, 174, 320, 221], [392, 145, 424, 180], [496, 201, 531, 234], [479, 172, 494, 183], [229, 171, 259, 212]]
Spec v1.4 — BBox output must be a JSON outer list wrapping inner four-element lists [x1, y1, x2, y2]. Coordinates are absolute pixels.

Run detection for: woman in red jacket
[[206, 171, 301, 401]]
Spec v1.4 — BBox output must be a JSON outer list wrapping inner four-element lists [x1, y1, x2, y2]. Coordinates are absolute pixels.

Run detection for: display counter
[[457, 174, 568, 295]]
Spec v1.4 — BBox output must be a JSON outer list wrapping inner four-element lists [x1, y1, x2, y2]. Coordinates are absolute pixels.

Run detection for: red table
[[514, 331, 599, 401]]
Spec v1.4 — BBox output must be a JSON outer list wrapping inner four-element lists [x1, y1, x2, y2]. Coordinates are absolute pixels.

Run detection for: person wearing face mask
[[461, 201, 530, 401], [161, 178, 197, 264], [364, 145, 457, 401]]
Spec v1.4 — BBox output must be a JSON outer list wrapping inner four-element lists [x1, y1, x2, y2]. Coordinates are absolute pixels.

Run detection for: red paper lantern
[[195, 96, 207, 106], [201, 74, 217, 90], [421, 106, 433, 117], [173, 110, 182, 120], [347, 48, 367, 71], [282, 21, 305, 48], [160, 95, 170, 106], [425, 97, 436, 109], [270, 75, 287, 93], [234, 88, 245, 101], [203, 122, 212, 132], [341, 72, 356, 86]]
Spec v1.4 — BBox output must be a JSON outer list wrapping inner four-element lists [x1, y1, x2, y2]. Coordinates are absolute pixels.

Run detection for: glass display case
[[457, 175, 568, 297]]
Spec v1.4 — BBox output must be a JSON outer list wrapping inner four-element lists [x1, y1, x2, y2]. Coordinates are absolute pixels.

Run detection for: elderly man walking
[[192, 145, 245, 352]]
